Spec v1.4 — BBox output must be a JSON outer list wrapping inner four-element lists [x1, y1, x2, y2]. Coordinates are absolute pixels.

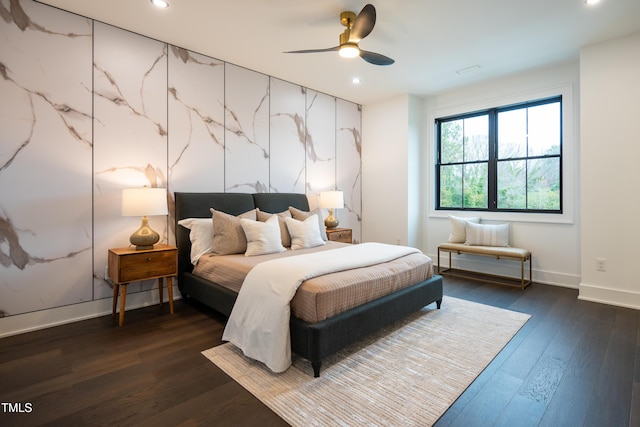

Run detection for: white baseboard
[[0, 285, 180, 338], [578, 283, 640, 310]]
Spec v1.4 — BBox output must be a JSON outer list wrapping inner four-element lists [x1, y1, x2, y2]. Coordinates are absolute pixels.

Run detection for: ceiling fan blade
[[349, 4, 376, 43], [284, 46, 340, 54], [360, 50, 395, 66]]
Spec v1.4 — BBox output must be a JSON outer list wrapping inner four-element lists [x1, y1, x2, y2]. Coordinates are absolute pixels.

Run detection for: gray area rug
[[202, 296, 530, 426]]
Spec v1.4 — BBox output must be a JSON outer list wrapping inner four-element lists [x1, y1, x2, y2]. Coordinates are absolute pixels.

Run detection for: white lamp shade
[[121, 187, 168, 217], [319, 191, 344, 209]]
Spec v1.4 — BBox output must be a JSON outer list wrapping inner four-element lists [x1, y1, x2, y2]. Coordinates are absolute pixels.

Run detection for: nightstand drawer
[[119, 250, 175, 268], [326, 228, 352, 244], [120, 263, 177, 282], [108, 245, 177, 284]]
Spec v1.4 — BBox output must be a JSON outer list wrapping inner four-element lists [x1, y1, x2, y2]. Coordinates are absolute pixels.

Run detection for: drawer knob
[[147, 257, 152, 262]]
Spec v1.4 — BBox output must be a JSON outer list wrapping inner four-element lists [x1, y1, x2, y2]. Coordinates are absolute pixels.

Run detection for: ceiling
[[36, 0, 640, 105]]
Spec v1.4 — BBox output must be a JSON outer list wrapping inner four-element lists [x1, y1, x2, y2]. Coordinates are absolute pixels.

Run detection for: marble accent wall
[[270, 78, 306, 194], [92, 22, 169, 299], [306, 90, 337, 193], [0, 0, 93, 317], [0, 0, 362, 320], [225, 64, 270, 193], [336, 99, 363, 244], [168, 48, 225, 194]]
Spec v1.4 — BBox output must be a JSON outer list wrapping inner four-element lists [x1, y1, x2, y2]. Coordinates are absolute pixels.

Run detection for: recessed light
[[351, 77, 361, 84], [151, 0, 169, 8], [584, 0, 601, 5]]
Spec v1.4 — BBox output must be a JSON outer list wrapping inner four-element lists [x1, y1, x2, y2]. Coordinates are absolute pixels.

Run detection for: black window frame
[[435, 96, 563, 214]]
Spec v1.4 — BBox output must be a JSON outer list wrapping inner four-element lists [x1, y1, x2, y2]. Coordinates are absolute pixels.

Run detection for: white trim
[[426, 83, 575, 225], [0, 285, 180, 338], [578, 283, 640, 311]]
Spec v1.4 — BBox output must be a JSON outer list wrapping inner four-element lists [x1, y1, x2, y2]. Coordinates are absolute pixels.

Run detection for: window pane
[[528, 102, 561, 156], [498, 109, 526, 159], [464, 115, 488, 162], [440, 164, 462, 207], [497, 160, 526, 209], [463, 163, 488, 208], [441, 120, 463, 164], [527, 158, 560, 210]]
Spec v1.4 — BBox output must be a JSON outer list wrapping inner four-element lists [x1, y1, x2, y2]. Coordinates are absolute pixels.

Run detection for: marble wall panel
[[336, 99, 363, 243], [0, 0, 362, 323], [0, 0, 93, 316], [93, 22, 168, 299], [305, 90, 336, 196], [168, 47, 225, 195], [224, 64, 270, 193], [269, 78, 306, 194]]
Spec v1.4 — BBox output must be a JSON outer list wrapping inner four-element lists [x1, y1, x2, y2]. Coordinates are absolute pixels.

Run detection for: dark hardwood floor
[[1, 278, 638, 426]]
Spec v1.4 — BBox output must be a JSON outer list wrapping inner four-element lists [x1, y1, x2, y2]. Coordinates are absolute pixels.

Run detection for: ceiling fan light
[[151, 0, 169, 8], [339, 44, 360, 59]]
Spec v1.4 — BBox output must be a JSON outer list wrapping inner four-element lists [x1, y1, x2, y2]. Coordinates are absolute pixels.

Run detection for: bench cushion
[[439, 242, 530, 259]]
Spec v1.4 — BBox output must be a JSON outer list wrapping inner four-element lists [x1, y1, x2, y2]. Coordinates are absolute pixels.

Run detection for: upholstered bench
[[437, 242, 532, 289]]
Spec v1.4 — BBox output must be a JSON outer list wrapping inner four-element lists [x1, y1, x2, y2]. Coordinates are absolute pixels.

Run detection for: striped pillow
[[465, 222, 509, 247]]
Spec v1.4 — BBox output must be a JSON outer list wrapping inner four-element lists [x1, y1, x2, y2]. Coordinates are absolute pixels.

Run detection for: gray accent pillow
[[288, 206, 328, 241], [210, 208, 257, 255]]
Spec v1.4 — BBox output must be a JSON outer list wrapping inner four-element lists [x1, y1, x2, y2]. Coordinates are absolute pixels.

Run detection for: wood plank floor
[[1, 277, 638, 426]]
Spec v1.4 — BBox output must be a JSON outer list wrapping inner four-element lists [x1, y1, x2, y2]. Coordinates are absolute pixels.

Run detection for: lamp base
[[130, 216, 160, 250], [324, 209, 339, 229]]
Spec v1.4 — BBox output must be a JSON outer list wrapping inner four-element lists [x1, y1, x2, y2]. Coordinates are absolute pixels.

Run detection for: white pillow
[[240, 215, 286, 256], [178, 218, 213, 265], [257, 208, 292, 247], [285, 214, 326, 250], [465, 222, 509, 247], [448, 215, 480, 243], [288, 206, 328, 241]]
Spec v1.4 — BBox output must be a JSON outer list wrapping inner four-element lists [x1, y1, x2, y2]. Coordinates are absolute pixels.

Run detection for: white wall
[[422, 62, 581, 287], [362, 94, 415, 246], [361, 62, 582, 287], [579, 32, 640, 309]]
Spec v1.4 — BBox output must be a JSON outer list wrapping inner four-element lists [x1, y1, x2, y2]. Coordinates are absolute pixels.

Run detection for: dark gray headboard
[[252, 192, 309, 213], [174, 192, 310, 279]]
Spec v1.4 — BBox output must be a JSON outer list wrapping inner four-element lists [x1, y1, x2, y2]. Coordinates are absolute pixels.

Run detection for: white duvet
[[222, 242, 420, 373]]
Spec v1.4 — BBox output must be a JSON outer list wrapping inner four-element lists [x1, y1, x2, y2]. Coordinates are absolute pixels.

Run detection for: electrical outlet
[[596, 258, 606, 272]]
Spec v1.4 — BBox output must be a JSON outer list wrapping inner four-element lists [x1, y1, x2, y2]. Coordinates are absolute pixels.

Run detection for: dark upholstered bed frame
[[175, 192, 444, 377]]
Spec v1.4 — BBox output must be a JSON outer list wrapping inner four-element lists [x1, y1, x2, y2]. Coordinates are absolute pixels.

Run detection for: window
[[436, 96, 562, 213]]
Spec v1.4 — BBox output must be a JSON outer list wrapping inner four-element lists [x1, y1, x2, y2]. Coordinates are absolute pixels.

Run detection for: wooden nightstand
[[108, 244, 177, 327], [326, 227, 352, 244]]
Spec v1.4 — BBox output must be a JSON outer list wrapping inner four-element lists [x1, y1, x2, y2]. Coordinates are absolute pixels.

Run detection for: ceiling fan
[[284, 4, 394, 66]]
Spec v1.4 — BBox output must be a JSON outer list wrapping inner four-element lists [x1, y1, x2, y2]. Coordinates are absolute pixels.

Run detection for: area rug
[[202, 296, 530, 426]]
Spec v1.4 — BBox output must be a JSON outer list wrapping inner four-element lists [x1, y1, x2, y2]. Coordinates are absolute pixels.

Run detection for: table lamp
[[121, 186, 168, 250], [319, 190, 344, 229]]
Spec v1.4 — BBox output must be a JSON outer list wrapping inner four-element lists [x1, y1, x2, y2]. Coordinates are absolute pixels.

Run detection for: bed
[[175, 192, 443, 377]]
